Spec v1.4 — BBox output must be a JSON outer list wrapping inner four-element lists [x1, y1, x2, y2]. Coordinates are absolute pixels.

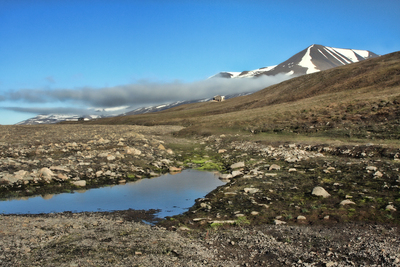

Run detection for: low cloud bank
[[1, 74, 291, 115]]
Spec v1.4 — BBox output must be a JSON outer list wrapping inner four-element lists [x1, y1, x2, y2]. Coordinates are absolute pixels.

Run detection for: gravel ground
[[1, 125, 400, 266], [1, 211, 399, 266]]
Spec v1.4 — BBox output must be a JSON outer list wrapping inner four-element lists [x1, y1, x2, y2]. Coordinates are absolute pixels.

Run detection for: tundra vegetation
[[0, 52, 399, 266]]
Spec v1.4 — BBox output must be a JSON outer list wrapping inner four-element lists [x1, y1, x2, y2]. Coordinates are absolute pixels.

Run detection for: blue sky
[[0, 0, 399, 124]]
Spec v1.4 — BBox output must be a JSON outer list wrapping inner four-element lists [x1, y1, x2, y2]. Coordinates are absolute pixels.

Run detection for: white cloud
[[0, 74, 292, 114]]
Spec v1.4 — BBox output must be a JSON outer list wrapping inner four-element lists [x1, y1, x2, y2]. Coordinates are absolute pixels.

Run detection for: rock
[[251, 211, 259, 216], [231, 170, 243, 178], [14, 170, 28, 181], [218, 149, 227, 153], [71, 180, 86, 187], [285, 158, 297, 163], [231, 162, 245, 169], [107, 155, 116, 161], [200, 203, 212, 210], [56, 173, 69, 181], [297, 215, 306, 220], [274, 219, 286, 225], [209, 220, 235, 224], [243, 188, 260, 194], [340, 199, 356, 205], [386, 205, 397, 211], [269, 164, 281, 171], [312, 186, 331, 198], [118, 180, 126, 184], [366, 166, 378, 171], [158, 144, 166, 150], [50, 166, 70, 172], [0, 174, 19, 184], [125, 147, 142, 155], [219, 173, 233, 180], [169, 167, 182, 172], [288, 168, 297, 172], [193, 218, 209, 222], [374, 171, 383, 178], [39, 168, 54, 181]]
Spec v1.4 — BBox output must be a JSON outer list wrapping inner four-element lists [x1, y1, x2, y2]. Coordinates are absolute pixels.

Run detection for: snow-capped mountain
[[123, 92, 251, 116], [16, 93, 251, 125], [16, 44, 379, 125], [15, 114, 106, 125], [212, 44, 379, 78]]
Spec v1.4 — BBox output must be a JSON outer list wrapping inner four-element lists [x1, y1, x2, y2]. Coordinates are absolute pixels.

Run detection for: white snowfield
[[299, 45, 320, 74]]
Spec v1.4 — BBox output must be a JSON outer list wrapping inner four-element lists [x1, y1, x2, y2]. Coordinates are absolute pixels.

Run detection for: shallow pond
[[0, 170, 226, 218]]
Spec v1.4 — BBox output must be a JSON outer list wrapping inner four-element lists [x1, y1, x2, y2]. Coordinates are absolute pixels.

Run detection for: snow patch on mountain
[[299, 45, 319, 74]]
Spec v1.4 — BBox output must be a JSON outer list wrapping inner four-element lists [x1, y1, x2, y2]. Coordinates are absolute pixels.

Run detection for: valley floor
[[0, 125, 399, 266]]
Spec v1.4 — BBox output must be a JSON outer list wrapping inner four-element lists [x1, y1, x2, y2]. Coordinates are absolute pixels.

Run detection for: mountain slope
[[88, 51, 400, 135], [213, 44, 379, 78]]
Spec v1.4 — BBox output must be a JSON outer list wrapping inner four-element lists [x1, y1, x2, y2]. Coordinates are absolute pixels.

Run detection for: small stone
[[219, 173, 233, 180], [251, 211, 259, 216], [274, 219, 286, 225], [56, 173, 69, 181], [158, 144, 166, 150], [288, 168, 297, 172], [386, 204, 397, 211], [218, 149, 227, 153], [312, 186, 331, 198], [269, 164, 281, 171], [297, 215, 306, 220], [39, 167, 54, 181], [243, 188, 260, 194], [366, 166, 377, 171], [340, 199, 356, 205], [169, 167, 182, 172], [231, 170, 243, 177], [107, 155, 115, 161], [71, 180, 86, 187], [125, 147, 142, 155], [231, 162, 245, 169], [374, 171, 383, 178]]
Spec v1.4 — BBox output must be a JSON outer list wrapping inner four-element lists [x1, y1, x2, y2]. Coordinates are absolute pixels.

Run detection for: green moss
[[235, 216, 250, 226]]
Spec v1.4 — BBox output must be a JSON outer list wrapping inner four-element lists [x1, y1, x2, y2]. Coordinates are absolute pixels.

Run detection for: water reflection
[[0, 170, 225, 218]]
